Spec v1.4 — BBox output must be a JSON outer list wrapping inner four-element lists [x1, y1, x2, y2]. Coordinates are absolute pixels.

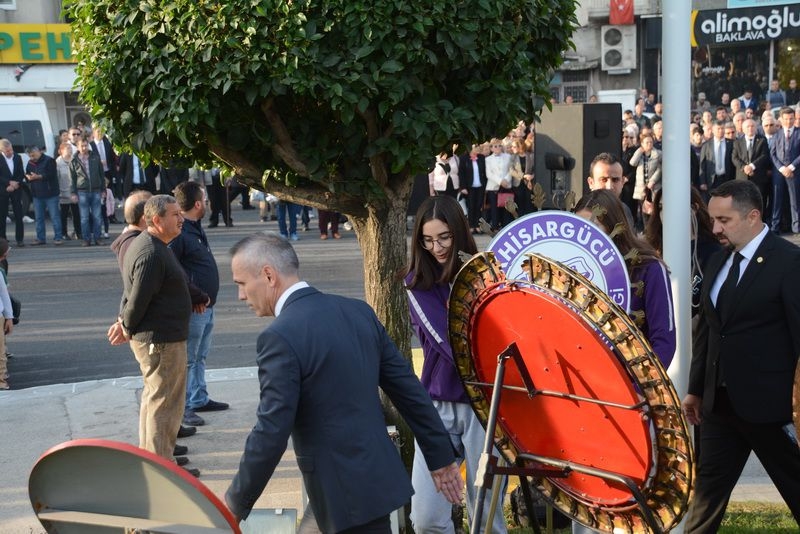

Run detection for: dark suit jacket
[[226, 287, 454, 533], [770, 128, 800, 172], [90, 136, 117, 179], [732, 135, 770, 185], [689, 231, 800, 424], [698, 138, 735, 191], [118, 153, 155, 196], [0, 153, 25, 191], [459, 154, 487, 188]]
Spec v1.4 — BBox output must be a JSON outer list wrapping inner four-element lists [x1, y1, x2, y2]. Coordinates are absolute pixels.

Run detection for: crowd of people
[[3, 86, 798, 530], [420, 85, 800, 531]]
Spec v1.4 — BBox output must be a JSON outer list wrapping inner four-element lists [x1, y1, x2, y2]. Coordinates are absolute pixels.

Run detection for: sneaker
[[290, 233, 299, 241], [62, 234, 71, 241], [173, 444, 188, 456], [177, 425, 197, 438], [102, 232, 109, 239], [280, 233, 288, 239], [82, 240, 91, 247], [194, 399, 230, 412], [54, 240, 63, 246], [31, 240, 45, 246], [343, 221, 353, 231], [183, 409, 205, 426], [96, 239, 107, 246], [22, 216, 34, 223], [15, 242, 24, 248]]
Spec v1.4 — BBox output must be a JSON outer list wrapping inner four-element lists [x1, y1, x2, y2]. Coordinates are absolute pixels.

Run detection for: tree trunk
[[349, 191, 418, 532]]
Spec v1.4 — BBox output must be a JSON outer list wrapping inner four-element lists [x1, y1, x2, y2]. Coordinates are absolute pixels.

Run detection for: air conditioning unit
[[601, 25, 637, 72]]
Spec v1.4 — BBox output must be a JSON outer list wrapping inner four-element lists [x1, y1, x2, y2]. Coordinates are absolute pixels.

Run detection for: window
[[0, 0, 16, 10], [0, 121, 48, 154]]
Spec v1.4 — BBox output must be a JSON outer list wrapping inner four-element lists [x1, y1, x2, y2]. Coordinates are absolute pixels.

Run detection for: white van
[[0, 96, 57, 216]]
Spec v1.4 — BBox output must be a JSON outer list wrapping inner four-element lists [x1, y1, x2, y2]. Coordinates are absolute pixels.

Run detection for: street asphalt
[[0, 202, 791, 532]]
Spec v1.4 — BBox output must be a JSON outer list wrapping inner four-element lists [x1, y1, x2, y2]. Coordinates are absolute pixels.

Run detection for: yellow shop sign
[[0, 24, 73, 64]]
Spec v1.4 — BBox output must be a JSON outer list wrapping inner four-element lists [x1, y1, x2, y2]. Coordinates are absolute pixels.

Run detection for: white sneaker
[[102, 232, 109, 239], [22, 216, 34, 223], [343, 221, 352, 231]]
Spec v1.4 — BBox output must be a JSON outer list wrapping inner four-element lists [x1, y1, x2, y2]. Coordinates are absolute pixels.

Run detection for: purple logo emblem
[[487, 211, 631, 311]]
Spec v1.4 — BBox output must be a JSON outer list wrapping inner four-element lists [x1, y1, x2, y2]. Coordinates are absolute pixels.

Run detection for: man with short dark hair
[[108, 195, 194, 472], [170, 181, 228, 428], [24, 146, 62, 246], [69, 138, 106, 246], [682, 179, 800, 531], [769, 106, 800, 233]]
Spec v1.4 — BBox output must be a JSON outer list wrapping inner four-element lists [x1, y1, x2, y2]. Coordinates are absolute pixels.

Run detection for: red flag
[[609, 0, 634, 25]]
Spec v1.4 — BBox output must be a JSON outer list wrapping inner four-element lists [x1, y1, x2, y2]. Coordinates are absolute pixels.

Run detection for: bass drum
[[448, 252, 693, 533]]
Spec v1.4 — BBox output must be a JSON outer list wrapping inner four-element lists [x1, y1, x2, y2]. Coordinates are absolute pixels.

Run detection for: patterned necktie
[[716, 252, 743, 320]]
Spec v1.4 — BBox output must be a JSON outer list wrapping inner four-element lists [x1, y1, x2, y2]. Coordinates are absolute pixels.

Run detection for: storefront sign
[[692, 5, 800, 46], [728, 0, 800, 8], [0, 24, 73, 64]]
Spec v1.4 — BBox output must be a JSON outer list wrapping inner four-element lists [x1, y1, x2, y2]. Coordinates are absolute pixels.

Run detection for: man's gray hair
[[230, 232, 300, 276], [144, 194, 177, 227]]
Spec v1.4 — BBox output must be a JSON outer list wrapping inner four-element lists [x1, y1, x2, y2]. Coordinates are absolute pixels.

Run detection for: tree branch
[[207, 138, 368, 218], [261, 98, 309, 177]]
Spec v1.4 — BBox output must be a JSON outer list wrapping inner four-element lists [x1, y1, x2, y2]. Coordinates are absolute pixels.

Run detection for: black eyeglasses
[[420, 233, 453, 250]]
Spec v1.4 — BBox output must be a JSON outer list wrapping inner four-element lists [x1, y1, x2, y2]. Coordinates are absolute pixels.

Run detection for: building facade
[[0, 0, 84, 135], [556, 0, 800, 111]]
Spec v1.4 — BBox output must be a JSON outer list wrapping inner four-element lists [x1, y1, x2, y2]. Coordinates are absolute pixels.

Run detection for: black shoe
[[15, 242, 24, 247], [173, 444, 188, 456], [224, 221, 234, 227], [208, 221, 219, 228], [183, 467, 200, 478], [175, 456, 189, 466], [177, 425, 196, 438], [183, 409, 205, 426], [194, 399, 230, 412]]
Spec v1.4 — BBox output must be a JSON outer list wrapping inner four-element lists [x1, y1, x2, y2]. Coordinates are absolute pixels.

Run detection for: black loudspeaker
[[532, 103, 622, 207]]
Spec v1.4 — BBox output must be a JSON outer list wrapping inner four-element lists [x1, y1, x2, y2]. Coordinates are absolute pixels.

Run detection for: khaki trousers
[[130, 340, 187, 460]]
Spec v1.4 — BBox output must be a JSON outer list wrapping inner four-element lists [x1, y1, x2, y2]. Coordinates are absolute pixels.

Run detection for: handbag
[[497, 189, 515, 208], [10, 295, 20, 325]]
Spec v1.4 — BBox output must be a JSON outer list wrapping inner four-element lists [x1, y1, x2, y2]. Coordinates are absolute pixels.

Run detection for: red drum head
[[449, 253, 693, 533]]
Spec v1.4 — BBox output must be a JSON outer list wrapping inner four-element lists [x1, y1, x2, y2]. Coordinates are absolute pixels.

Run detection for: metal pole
[[661, 2, 692, 531]]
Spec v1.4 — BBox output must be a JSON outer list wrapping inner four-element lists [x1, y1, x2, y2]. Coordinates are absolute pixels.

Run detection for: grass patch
[[503, 502, 795, 533]]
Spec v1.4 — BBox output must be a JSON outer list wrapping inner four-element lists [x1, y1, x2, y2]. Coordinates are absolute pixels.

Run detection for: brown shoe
[[333, 233, 341, 239], [320, 234, 328, 240]]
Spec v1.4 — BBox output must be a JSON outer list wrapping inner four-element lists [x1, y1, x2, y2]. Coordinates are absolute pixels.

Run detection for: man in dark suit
[[0, 139, 26, 246], [118, 152, 156, 197], [682, 180, 800, 532], [459, 144, 487, 233], [698, 120, 735, 200], [225, 233, 462, 533], [769, 106, 800, 233], [731, 118, 771, 218], [90, 127, 118, 198]]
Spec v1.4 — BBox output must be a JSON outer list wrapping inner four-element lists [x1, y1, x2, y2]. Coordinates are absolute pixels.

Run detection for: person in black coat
[[682, 180, 800, 531], [0, 139, 26, 246]]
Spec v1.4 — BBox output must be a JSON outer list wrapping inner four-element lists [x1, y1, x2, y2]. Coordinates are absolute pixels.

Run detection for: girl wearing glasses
[[403, 195, 507, 533]]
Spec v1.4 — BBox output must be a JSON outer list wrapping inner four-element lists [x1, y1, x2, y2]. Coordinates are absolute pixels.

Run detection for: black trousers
[[685, 388, 800, 532], [0, 190, 24, 244]]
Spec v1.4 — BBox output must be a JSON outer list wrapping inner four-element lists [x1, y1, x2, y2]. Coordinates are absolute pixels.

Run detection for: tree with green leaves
[[70, 0, 576, 512]]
